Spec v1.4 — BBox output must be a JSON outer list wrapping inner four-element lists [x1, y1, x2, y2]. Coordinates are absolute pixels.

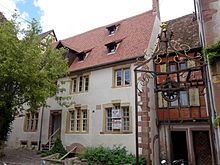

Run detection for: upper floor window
[[77, 52, 87, 61], [113, 66, 131, 87], [106, 24, 119, 35], [106, 40, 121, 55], [158, 88, 200, 108], [170, 90, 189, 107], [68, 108, 88, 133], [104, 104, 131, 133], [24, 112, 39, 132], [70, 74, 90, 94]]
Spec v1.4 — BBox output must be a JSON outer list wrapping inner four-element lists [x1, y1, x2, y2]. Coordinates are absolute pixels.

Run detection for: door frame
[[166, 125, 213, 165], [48, 110, 62, 139]]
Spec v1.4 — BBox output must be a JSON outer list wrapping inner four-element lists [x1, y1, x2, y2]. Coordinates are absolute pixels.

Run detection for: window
[[78, 76, 83, 92], [170, 90, 189, 107], [179, 62, 187, 70], [106, 25, 119, 35], [106, 41, 121, 54], [70, 74, 90, 93], [24, 112, 39, 132], [169, 63, 176, 72], [72, 78, 77, 93], [104, 105, 131, 133], [77, 52, 87, 61], [113, 67, 131, 87], [68, 109, 88, 133], [84, 75, 89, 92]]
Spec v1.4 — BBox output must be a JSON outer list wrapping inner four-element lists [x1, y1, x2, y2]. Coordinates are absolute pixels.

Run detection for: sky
[[0, 0, 195, 40]]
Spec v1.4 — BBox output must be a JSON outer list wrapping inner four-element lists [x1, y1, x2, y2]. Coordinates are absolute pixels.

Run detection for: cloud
[[34, 0, 152, 40], [0, 0, 30, 39], [0, 0, 18, 19], [159, 0, 195, 22]]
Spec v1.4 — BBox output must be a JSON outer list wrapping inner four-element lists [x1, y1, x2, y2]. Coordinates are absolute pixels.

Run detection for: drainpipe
[[38, 105, 45, 151], [195, 0, 220, 164], [134, 69, 139, 165]]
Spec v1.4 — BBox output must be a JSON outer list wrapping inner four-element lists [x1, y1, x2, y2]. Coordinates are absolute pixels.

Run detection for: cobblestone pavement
[[0, 148, 43, 165]]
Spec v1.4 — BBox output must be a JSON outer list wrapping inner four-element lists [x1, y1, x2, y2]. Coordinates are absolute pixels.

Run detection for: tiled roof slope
[[166, 13, 201, 49], [58, 11, 156, 72]]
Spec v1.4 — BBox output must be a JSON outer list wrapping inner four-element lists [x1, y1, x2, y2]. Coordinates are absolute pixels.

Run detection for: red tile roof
[[57, 11, 157, 72], [166, 13, 200, 49]]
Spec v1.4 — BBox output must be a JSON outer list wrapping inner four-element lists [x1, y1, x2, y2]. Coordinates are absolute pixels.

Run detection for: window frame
[[103, 104, 132, 134], [106, 24, 119, 36], [70, 74, 90, 94], [113, 66, 131, 88], [24, 112, 39, 132], [67, 108, 89, 133]]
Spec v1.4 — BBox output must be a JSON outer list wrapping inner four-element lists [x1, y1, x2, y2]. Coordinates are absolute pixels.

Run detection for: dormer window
[[76, 50, 91, 62], [106, 24, 119, 35], [77, 52, 87, 61], [106, 40, 121, 55]]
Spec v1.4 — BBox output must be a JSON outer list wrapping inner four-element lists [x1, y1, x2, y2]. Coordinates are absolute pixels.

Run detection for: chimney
[[152, 0, 160, 19]]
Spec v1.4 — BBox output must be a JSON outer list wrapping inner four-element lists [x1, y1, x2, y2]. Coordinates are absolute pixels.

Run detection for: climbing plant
[[214, 115, 220, 128], [203, 39, 220, 65]]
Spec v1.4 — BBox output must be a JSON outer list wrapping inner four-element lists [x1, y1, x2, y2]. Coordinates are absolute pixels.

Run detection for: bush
[[78, 145, 146, 165], [41, 137, 67, 158]]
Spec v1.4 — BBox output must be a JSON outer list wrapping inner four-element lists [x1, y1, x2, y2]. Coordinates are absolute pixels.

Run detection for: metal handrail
[[44, 128, 60, 150]]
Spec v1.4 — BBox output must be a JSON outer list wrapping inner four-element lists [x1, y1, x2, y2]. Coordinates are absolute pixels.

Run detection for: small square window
[[107, 43, 117, 54], [169, 63, 176, 72], [77, 52, 88, 61], [180, 62, 187, 70], [107, 25, 118, 35]]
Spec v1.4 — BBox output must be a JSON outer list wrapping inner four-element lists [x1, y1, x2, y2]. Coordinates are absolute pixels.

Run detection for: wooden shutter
[[187, 60, 196, 68], [160, 64, 166, 72], [66, 111, 70, 133], [158, 92, 167, 107], [189, 88, 200, 106]]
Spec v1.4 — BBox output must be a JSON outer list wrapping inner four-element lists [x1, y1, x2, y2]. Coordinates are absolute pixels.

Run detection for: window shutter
[[189, 88, 200, 106], [160, 64, 166, 72], [66, 111, 70, 132], [158, 92, 167, 107], [69, 80, 72, 94], [187, 60, 196, 68]]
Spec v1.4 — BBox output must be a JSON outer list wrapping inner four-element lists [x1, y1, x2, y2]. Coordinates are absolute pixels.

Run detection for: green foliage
[[78, 145, 146, 165], [50, 138, 67, 158], [0, 15, 68, 141], [41, 138, 67, 158], [214, 115, 220, 128], [203, 39, 220, 65]]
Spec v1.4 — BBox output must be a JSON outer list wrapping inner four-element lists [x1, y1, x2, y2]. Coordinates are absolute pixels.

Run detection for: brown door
[[193, 131, 212, 165]]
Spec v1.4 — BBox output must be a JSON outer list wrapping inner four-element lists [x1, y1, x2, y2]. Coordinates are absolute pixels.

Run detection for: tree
[[0, 16, 68, 144]]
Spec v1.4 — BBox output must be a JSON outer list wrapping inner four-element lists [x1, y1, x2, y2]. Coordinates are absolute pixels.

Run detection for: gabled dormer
[[106, 24, 119, 36], [105, 40, 122, 55], [76, 49, 92, 62]]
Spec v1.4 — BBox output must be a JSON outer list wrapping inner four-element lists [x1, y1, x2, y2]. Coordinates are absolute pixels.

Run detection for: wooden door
[[193, 131, 212, 165]]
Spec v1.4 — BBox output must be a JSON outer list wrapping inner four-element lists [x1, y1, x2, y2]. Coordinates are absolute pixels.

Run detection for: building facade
[[195, 0, 220, 164], [7, 9, 161, 159]]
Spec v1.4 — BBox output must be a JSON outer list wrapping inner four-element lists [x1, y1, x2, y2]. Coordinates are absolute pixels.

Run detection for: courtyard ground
[[0, 148, 43, 165]]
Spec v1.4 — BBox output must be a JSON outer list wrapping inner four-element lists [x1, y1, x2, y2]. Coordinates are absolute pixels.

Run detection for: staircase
[[41, 128, 60, 151]]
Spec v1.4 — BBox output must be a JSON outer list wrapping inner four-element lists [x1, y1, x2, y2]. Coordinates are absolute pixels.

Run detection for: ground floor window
[[24, 112, 39, 132], [68, 108, 88, 133], [105, 104, 131, 133]]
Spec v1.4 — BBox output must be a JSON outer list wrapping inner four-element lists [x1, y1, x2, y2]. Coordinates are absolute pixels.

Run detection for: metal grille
[[193, 131, 212, 165]]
